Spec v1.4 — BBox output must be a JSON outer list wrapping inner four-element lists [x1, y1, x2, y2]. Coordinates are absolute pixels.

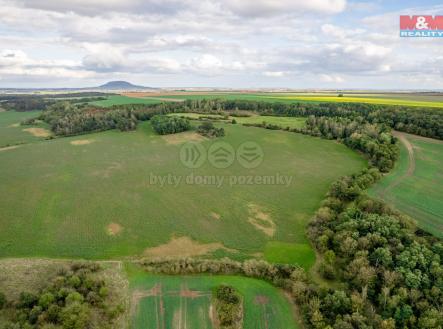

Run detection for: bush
[[0, 292, 6, 309], [197, 121, 225, 138], [214, 285, 242, 328], [1, 263, 122, 328], [150, 115, 191, 135]]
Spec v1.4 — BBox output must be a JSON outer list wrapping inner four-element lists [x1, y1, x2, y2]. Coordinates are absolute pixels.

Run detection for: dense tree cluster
[[169, 99, 443, 140], [301, 169, 443, 329], [150, 115, 191, 135], [213, 285, 243, 329], [33, 97, 443, 141], [0, 263, 124, 329], [301, 116, 398, 172], [0, 94, 108, 112], [0, 96, 54, 112], [197, 121, 225, 138], [40, 102, 137, 136]]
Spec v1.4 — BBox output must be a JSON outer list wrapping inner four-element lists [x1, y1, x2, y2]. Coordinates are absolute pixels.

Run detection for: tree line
[[0, 94, 108, 112], [33, 98, 443, 141], [172, 99, 443, 140]]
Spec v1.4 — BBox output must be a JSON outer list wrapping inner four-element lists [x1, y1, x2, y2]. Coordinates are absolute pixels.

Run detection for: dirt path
[[394, 131, 416, 177], [381, 131, 415, 199]]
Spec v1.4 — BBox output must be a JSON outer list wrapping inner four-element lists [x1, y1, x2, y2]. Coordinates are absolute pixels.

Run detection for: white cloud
[[222, 0, 346, 17], [263, 71, 285, 77], [0, 0, 442, 88], [319, 74, 344, 83]]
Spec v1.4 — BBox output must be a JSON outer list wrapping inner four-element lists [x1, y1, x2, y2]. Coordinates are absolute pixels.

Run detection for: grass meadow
[[369, 132, 443, 238], [127, 265, 300, 329], [0, 111, 50, 148], [170, 112, 306, 129], [0, 114, 365, 267]]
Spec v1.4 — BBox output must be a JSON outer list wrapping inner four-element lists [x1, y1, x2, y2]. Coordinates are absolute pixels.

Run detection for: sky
[[0, 0, 442, 89]]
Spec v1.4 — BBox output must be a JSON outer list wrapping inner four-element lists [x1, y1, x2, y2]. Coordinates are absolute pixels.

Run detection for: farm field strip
[[128, 269, 300, 329], [267, 95, 443, 108], [368, 132, 443, 237], [104, 92, 443, 108]]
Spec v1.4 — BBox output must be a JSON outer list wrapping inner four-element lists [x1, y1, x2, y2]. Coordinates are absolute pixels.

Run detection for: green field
[[0, 112, 365, 265], [369, 132, 443, 237], [268, 95, 443, 108], [90, 95, 162, 107], [90, 92, 443, 108], [128, 266, 299, 329], [0, 111, 49, 147], [130, 92, 443, 108], [170, 112, 306, 129]]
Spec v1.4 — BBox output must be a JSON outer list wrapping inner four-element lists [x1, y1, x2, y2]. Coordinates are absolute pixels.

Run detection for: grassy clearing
[[264, 241, 315, 270], [170, 112, 306, 129], [0, 111, 48, 147], [90, 95, 162, 107], [368, 132, 443, 237], [127, 265, 300, 329], [0, 120, 365, 264]]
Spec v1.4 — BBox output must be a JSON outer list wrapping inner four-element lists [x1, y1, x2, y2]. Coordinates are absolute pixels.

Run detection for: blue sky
[[0, 0, 442, 89]]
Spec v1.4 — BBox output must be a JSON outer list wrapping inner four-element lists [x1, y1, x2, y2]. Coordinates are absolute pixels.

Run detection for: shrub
[[197, 121, 225, 138], [0, 292, 6, 309], [151, 115, 191, 135], [214, 285, 243, 328]]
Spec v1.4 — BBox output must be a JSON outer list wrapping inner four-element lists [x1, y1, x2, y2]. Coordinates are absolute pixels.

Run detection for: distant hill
[[98, 81, 156, 90]]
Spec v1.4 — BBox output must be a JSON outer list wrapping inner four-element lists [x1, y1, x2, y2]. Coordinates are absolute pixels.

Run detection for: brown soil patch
[[0, 145, 21, 152], [162, 132, 206, 145], [210, 212, 221, 220], [254, 295, 269, 305], [247, 204, 276, 237], [144, 236, 233, 259], [251, 252, 264, 258], [130, 284, 162, 317], [23, 127, 51, 137], [107, 223, 123, 236], [178, 284, 209, 299], [71, 139, 94, 145], [91, 162, 123, 178]]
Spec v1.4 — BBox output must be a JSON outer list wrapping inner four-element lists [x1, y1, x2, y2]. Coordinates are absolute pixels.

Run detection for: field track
[[370, 132, 443, 237], [381, 132, 415, 198]]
